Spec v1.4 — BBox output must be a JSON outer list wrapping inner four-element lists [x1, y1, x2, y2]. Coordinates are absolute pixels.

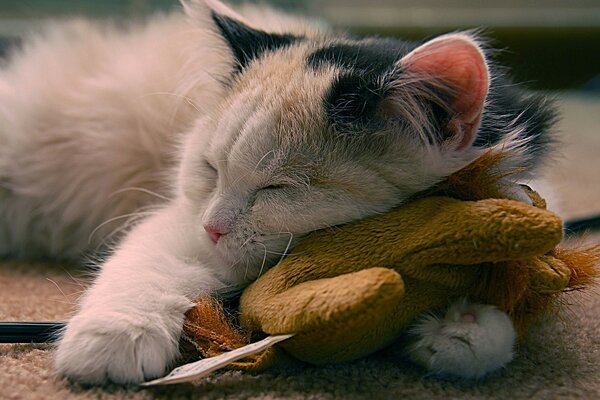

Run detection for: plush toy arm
[[259, 196, 563, 291], [527, 255, 572, 293], [384, 197, 564, 286], [240, 267, 406, 364]]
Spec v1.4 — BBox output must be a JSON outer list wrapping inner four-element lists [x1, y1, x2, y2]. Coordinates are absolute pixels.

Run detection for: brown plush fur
[[428, 151, 521, 201], [434, 153, 600, 335], [181, 296, 249, 360]]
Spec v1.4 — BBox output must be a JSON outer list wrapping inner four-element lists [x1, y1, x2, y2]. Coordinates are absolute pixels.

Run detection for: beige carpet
[[1, 94, 599, 400]]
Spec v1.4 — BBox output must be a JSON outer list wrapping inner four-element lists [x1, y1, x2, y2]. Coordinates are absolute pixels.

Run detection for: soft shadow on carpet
[[1, 95, 599, 400]]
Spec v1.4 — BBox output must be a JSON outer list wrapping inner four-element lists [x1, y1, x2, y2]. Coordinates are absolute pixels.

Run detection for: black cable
[[564, 214, 600, 235], [0, 321, 65, 343]]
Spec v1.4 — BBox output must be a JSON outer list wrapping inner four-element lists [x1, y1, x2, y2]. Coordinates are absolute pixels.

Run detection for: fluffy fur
[[409, 299, 516, 379], [0, 0, 555, 384]]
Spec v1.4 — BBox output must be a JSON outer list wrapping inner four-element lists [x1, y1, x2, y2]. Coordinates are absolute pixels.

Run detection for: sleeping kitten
[[0, 0, 555, 384]]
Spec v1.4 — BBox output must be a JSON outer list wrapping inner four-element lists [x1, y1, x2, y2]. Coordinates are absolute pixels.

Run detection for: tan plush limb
[[527, 255, 572, 293], [247, 196, 563, 295], [241, 268, 405, 363]]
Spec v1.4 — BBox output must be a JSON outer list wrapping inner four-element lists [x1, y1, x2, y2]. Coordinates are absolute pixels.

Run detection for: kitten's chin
[[207, 231, 304, 286], [209, 242, 280, 285]]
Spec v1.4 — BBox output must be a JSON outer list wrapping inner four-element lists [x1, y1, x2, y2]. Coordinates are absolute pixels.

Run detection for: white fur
[[0, 0, 526, 384], [408, 298, 517, 379], [0, 4, 237, 384], [54, 202, 223, 384], [0, 13, 228, 259]]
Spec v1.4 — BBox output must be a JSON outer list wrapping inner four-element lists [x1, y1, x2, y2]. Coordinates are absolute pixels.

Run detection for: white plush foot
[[54, 308, 184, 385], [407, 298, 516, 379]]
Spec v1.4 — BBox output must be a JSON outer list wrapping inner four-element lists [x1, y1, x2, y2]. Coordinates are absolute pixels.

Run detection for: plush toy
[[181, 153, 599, 373]]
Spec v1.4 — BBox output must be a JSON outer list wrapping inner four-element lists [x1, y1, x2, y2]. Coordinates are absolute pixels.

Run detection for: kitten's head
[[178, 1, 493, 285]]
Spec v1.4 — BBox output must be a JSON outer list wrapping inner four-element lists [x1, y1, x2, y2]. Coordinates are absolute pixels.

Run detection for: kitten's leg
[[54, 202, 221, 385], [407, 298, 516, 379]]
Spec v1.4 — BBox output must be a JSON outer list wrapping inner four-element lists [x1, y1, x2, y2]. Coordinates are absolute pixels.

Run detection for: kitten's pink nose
[[204, 224, 224, 244]]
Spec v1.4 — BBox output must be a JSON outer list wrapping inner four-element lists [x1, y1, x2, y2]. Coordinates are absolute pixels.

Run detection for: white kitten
[[0, 0, 556, 384]]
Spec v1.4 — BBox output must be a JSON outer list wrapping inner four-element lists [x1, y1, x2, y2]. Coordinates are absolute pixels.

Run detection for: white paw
[[54, 309, 183, 385], [407, 298, 516, 379]]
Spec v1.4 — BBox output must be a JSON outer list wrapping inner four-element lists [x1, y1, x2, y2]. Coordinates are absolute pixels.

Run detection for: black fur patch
[[307, 40, 414, 76], [307, 40, 418, 132], [323, 72, 385, 132], [212, 12, 300, 73], [309, 39, 556, 165]]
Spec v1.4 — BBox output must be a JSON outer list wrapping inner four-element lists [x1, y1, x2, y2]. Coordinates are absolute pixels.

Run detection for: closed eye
[[205, 160, 218, 174], [262, 184, 286, 190]]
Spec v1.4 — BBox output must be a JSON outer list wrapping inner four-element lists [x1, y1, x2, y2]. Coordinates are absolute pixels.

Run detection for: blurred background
[[0, 0, 598, 91]]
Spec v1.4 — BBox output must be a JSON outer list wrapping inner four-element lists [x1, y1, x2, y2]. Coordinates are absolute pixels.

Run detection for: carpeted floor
[[1, 94, 599, 400]]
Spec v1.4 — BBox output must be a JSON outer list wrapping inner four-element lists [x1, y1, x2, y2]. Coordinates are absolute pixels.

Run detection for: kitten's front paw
[[55, 310, 182, 385], [407, 299, 516, 379]]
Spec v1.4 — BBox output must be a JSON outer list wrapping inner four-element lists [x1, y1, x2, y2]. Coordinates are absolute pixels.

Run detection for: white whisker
[[63, 269, 90, 291], [87, 210, 156, 245], [256, 242, 269, 279], [108, 187, 170, 202], [93, 216, 143, 251], [243, 254, 251, 281], [46, 278, 70, 302], [137, 91, 203, 113], [276, 231, 294, 266], [253, 150, 275, 173], [239, 233, 257, 250], [264, 249, 300, 256]]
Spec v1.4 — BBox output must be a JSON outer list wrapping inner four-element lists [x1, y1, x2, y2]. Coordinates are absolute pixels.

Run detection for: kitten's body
[[0, 1, 555, 384], [0, 14, 226, 259]]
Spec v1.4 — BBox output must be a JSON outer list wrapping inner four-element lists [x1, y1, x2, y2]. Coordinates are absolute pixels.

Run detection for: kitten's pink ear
[[401, 33, 489, 150]]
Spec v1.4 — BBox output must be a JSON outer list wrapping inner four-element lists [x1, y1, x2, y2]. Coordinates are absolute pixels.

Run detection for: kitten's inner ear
[[400, 33, 489, 150], [211, 12, 299, 72]]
